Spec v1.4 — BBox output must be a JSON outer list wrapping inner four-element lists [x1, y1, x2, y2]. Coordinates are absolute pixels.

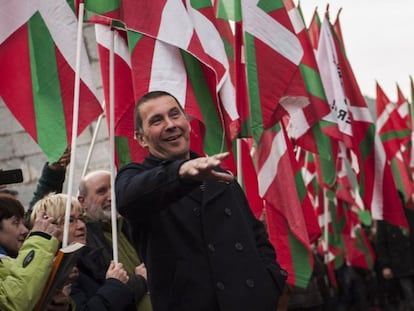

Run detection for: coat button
[[234, 242, 244, 251], [193, 207, 200, 216], [208, 244, 216, 252], [216, 281, 225, 290], [246, 279, 255, 288], [224, 208, 232, 216]]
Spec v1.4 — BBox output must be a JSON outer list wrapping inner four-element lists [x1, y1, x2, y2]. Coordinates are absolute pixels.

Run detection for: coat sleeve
[[127, 274, 148, 303], [0, 233, 59, 311], [115, 161, 200, 223], [71, 277, 135, 311]]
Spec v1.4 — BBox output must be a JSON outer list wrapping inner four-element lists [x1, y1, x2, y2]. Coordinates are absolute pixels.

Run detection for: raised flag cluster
[[0, 0, 103, 163], [2, 0, 414, 289]]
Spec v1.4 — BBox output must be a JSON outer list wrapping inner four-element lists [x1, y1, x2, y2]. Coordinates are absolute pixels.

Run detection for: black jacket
[[375, 209, 414, 278], [84, 220, 149, 307], [115, 152, 287, 311], [71, 246, 136, 310]]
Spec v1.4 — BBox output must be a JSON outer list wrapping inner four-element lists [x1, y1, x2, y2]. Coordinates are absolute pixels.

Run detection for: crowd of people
[[0, 90, 413, 310]]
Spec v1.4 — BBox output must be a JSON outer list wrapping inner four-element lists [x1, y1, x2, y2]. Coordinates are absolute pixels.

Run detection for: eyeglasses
[[69, 215, 86, 225], [54, 214, 86, 226]]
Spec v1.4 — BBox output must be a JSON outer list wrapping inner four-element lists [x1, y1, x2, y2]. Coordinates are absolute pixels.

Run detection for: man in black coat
[[375, 204, 414, 310], [115, 90, 287, 311]]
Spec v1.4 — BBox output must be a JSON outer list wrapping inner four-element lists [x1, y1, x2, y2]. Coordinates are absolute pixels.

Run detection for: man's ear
[[134, 131, 147, 148], [77, 196, 84, 204]]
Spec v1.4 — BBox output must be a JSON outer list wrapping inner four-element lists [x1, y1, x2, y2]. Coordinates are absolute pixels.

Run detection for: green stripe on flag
[[257, 0, 284, 12], [360, 124, 375, 160], [312, 125, 336, 186], [84, 0, 120, 14], [294, 171, 307, 202], [300, 64, 326, 101], [288, 226, 312, 288], [127, 30, 144, 55], [115, 136, 132, 168], [244, 32, 264, 144], [181, 51, 225, 155], [190, 0, 212, 10], [66, 0, 76, 12], [390, 158, 407, 200], [222, 38, 235, 62], [216, 0, 242, 22], [28, 12, 67, 162], [380, 129, 411, 142], [355, 228, 374, 269]]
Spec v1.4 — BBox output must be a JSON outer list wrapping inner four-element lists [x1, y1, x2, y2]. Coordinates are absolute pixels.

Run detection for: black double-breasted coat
[[115, 152, 287, 311]]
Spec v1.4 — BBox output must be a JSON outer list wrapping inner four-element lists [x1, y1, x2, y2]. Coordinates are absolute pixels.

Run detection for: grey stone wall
[[0, 24, 111, 209]]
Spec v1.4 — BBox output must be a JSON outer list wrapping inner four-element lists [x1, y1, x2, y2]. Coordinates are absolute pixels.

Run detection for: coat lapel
[[202, 180, 228, 206]]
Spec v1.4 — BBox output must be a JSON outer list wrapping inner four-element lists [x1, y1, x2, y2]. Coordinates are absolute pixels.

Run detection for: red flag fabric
[[257, 124, 315, 287], [0, 1, 102, 162], [95, 24, 148, 167]]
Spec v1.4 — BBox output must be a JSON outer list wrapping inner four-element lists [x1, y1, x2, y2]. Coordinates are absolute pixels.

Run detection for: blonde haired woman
[[31, 194, 135, 311]]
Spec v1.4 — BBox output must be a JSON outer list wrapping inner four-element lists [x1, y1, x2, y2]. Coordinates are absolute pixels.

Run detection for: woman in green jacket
[[0, 194, 61, 310]]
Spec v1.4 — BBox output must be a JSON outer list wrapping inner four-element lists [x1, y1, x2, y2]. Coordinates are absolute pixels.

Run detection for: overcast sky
[[295, 0, 414, 101]]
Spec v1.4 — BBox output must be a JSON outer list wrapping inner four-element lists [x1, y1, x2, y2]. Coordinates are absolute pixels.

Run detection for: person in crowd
[[375, 193, 414, 311], [0, 188, 19, 198], [78, 170, 152, 311], [0, 193, 62, 310], [25, 146, 151, 311], [115, 90, 287, 311], [31, 193, 137, 310], [287, 250, 325, 311], [25, 147, 71, 223]]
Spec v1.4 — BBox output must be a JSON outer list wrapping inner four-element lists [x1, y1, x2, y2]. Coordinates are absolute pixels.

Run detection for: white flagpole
[[323, 188, 329, 264], [63, 3, 84, 247], [108, 28, 119, 263], [236, 138, 242, 185], [80, 113, 104, 179]]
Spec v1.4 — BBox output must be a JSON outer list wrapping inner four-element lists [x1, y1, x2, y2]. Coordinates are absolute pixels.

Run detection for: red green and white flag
[[0, 0, 102, 163], [241, 0, 303, 143], [257, 123, 315, 287], [396, 84, 411, 132], [125, 31, 236, 170], [308, 9, 321, 51], [409, 76, 414, 169], [376, 82, 410, 159], [94, 24, 148, 167], [325, 16, 408, 229], [336, 158, 375, 269], [338, 174, 375, 271], [375, 83, 413, 201], [92, 1, 238, 165], [283, 0, 338, 187], [396, 84, 412, 166], [389, 152, 414, 203], [315, 17, 353, 150], [120, 0, 239, 139], [238, 138, 265, 219], [343, 215, 375, 270]]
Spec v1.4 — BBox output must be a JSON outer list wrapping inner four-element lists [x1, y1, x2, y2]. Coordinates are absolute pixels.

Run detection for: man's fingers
[[212, 152, 229, 160], [211, 170, 234, 183]]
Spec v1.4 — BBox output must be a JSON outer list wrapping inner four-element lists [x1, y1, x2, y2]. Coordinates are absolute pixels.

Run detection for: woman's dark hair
[[0, 194, 25, 229], [134, 90, 183, 133]]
